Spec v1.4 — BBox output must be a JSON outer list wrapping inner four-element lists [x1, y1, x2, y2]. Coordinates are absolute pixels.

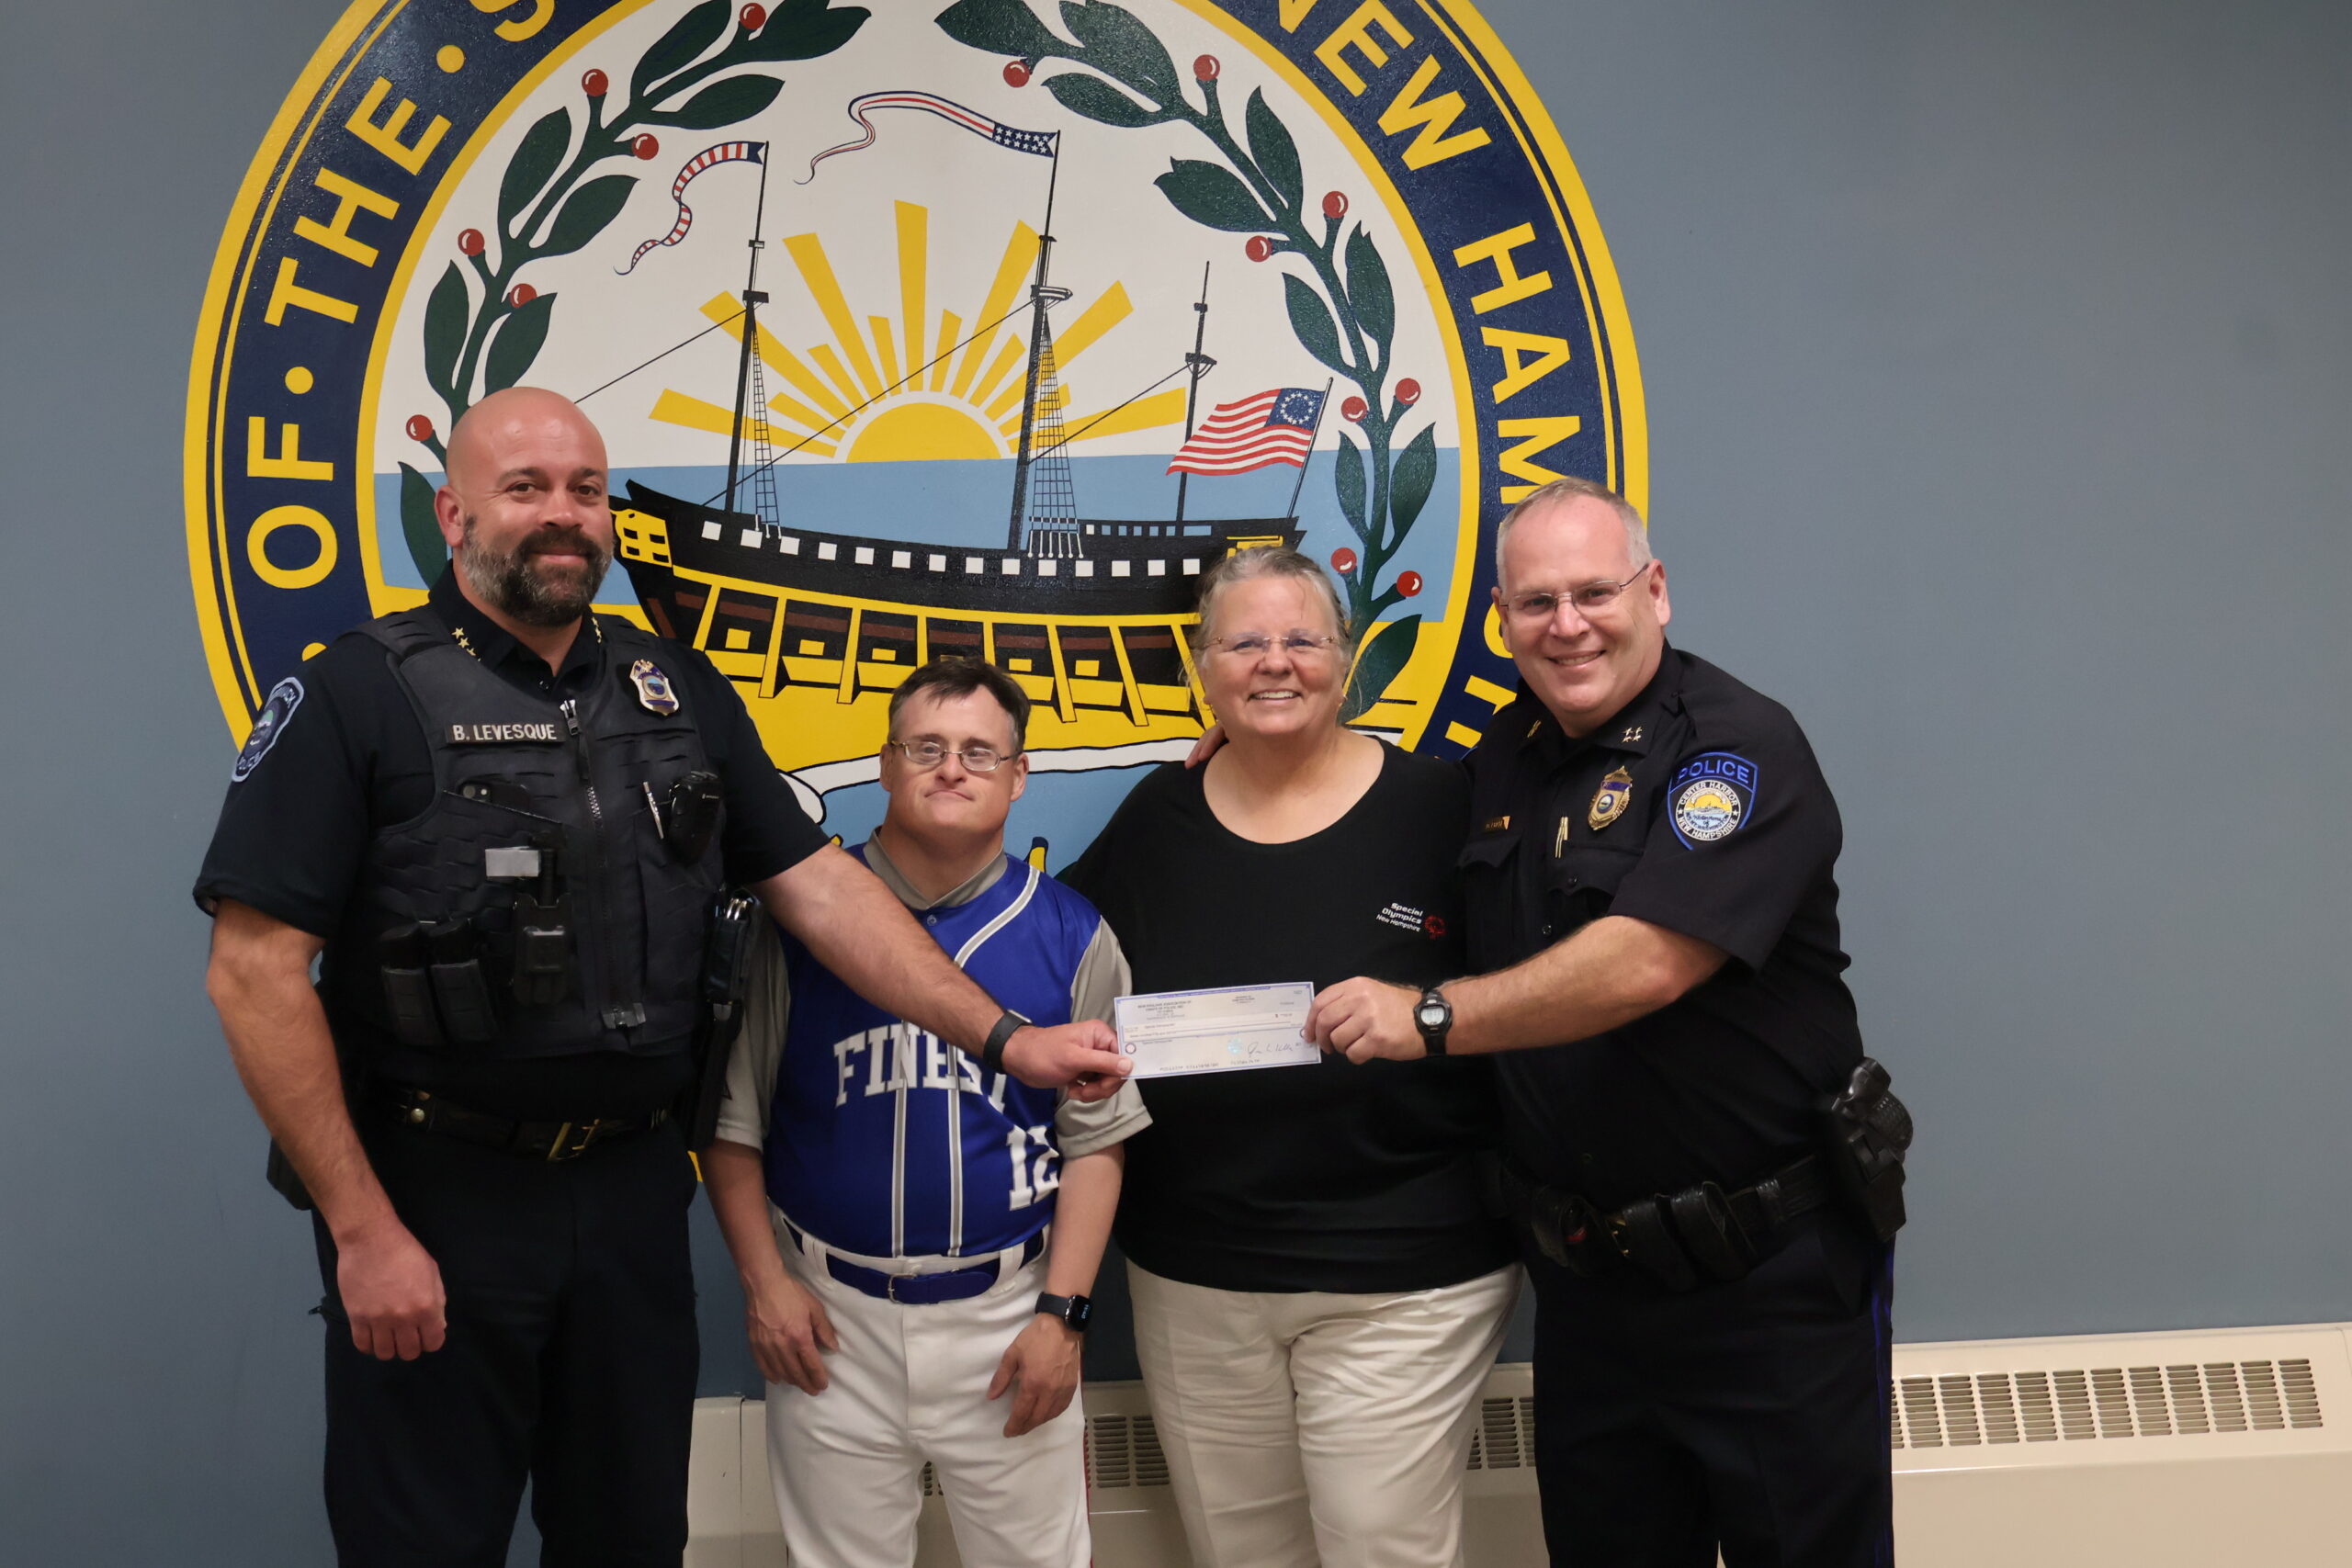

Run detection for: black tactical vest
[[327, 608, 725, 1060]]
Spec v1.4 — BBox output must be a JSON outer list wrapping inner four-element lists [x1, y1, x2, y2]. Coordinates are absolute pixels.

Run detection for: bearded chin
[[456, 518, 611, 627]]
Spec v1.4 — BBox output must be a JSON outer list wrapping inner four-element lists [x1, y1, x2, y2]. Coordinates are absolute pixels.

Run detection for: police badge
[[628, 660, 680, 716], [1589, 765, 1634, 831]]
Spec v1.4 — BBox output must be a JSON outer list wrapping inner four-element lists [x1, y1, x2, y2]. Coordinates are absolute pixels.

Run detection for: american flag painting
[[1165, 387, 1329, 476]]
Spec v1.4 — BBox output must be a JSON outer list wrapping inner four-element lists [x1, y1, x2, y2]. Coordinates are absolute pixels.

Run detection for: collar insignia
[[1621, 725, 1644, 744], [1482, 815, 1511, 833], [628, 659, 680, 716], [1589, 764, 1635, 832]]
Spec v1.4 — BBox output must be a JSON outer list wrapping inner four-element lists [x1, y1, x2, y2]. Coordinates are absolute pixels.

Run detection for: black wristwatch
[[979, 1009, 1031, 1075], [1035, 1292, 1093, 1333], [1414, 987, 1453, 1055]]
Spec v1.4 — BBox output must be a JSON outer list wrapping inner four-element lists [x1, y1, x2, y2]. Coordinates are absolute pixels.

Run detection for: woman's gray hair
[[1494, 477, 1649, 581], [1186, 546, 1355, 659]]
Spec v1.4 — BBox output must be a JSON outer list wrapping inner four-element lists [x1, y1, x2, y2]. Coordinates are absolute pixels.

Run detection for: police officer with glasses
[[1308, 477, 1910, 1568], [196, 388, 1129, 1568]]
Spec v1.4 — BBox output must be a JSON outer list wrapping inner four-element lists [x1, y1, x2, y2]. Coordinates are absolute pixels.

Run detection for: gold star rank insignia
[[1589, 765, 1634, 831]]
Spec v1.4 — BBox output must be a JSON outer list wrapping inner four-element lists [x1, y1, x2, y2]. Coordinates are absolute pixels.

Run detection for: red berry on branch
[[1397, 570, 1424, 598], [581, 68, 608, 97], [1003, 60, 1032, 86], [633, 133, 660, 159], [405, 415, 435, 443], [1322, 190, 1349, 220], [1332, 547, 1359, 575], [1245, 235, 1274, 262], [457, 228, 485, 256], [1395, 378, 1422, 405], [1194, 54, 1221, 82], [739, 3, 766, 30], [507, 283, 537, 307], [1340, 395, 1368, 423]]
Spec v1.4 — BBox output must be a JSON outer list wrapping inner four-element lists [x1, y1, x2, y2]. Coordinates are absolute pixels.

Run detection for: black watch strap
[[1416, 987, 1453, 1055], [1036, 1292, 1093, 1332], [979, 1009, 1030, 1075]]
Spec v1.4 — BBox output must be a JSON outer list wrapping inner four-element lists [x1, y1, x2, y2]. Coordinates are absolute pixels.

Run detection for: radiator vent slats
[[1892, 1359, 2324, 1450], [1464, 1396, 1538, 1471], [1086, 1414, 1172, 1490]]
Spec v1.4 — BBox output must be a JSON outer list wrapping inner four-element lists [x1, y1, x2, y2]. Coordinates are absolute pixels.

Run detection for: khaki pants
[[1128, 1260, 1521, 1568]]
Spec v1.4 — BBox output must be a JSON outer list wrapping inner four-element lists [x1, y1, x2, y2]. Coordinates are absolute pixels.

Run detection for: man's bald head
[[434, 388, 615, 629]]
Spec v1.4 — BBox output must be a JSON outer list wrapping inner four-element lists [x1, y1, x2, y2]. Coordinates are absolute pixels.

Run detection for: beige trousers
[[1127, 1260, 1521, 1568]]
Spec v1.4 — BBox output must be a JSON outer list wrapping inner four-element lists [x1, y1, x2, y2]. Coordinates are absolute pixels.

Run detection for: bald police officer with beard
[[1311, 478, 1903, 1567], [197, 388, 1130, 1567]]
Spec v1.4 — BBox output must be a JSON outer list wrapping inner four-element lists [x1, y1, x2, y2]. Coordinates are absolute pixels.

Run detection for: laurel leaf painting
[[1390, 424, 1438, 536], [1334, 431, 1368, 538], [934, 0, 1062, 62], [500, 110, 571, 231], [1155, 159, 1272, 232], [398, 462, 447, 580], [536, 175, 638, 259], [646, 73, 785, 129], [1282, 272, 1351, 378], [635, 0, 731, 98], [1244, 90, 1301, 212], [422, 262, 469, 403], [1340, 614, 1419, 722], [1344, 225, 1394, 349], [484, 291, 558, 394], [1060, 0, 1180, 105], [1044, 72, 1171, 128], [738, 1, 870, 63]]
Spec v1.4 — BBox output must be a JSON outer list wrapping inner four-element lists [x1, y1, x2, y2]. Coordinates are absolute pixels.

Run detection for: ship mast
[[1006, 143, 1072, 552], [723, 149, 774, 522], [1173, 263, 1216, 526]]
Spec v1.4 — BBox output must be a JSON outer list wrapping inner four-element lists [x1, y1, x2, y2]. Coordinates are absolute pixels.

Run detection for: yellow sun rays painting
[[646, 201, 1189, 464]]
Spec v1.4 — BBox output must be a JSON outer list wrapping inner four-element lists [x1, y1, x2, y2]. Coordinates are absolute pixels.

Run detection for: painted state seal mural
[[187, 0, 1644, 852]]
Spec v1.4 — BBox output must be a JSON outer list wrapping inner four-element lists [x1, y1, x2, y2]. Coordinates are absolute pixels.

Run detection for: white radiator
[[686, 1322, 2352, 1566]]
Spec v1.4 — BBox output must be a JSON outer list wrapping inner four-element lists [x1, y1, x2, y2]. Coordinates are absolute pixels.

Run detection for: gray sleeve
[[1054, 920, 1152, 1158], [711, 918, 788, 1150]]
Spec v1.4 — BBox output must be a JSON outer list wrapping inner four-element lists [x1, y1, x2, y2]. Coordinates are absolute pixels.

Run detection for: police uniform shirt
[[1464, 644, 1865, 1209], [193, 567, 828, 1117]]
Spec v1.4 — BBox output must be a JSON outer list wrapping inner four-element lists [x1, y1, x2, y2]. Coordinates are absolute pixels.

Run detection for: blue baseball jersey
[[761, 848, 1107, 1258]]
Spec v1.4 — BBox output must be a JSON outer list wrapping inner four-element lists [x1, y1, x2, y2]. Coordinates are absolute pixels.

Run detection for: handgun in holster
[[683, 891, 762, 1147], [1817, 1056, 1914, 1242]]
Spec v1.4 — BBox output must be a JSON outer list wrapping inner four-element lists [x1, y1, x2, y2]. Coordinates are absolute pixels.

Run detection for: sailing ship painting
[[610, 100, 1319, 761], [366, 0, 1475, 818]]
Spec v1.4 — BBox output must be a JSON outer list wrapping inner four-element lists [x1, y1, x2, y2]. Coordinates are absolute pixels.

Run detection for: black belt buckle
[[544, 1118, 605, 1162]]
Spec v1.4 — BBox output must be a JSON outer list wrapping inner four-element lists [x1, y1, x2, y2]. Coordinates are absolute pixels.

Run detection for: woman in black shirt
[[1065, 549, 1516, 1568]]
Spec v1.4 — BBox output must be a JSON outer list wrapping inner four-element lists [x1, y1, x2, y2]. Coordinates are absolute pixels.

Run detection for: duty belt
[[370, 1082, 669, 1162], [1514, 1155, 1832, 1293]]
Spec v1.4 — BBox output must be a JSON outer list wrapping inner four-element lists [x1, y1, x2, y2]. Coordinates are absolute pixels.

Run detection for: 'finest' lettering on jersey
[[764, 849, 1102, 1258]]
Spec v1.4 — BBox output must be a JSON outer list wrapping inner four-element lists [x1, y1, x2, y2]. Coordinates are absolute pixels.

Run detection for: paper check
[[1114, 983, 1322, 1078]]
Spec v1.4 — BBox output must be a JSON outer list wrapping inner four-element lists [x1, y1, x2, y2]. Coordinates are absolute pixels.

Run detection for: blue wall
[[3, 2, 2347, 1562]]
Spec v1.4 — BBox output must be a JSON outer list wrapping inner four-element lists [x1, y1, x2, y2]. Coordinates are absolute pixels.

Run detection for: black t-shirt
[[1462, 644, 1865, 1207], [1063, 744, 1512, 1293], [193, 569, 828, 1117]]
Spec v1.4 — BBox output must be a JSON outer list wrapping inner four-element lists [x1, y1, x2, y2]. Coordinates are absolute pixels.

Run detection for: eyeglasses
[[885, 739, 1016, 773], [1206, 631, 1342, 660], [1502, 562, 1654, 622]]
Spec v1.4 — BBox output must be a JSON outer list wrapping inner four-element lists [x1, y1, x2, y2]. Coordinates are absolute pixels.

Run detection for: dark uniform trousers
[[1526, 1213, 1894, 1568], [313, 1115, 701, 1568]]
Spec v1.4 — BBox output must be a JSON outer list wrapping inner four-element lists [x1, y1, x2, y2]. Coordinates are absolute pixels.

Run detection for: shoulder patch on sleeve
[[1669, 751, 1757, 845], [231, 677, 304, 782]]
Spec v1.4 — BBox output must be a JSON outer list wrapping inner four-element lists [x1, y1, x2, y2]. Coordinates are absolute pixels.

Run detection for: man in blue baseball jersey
[[704, 658, 1147, 1568]]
